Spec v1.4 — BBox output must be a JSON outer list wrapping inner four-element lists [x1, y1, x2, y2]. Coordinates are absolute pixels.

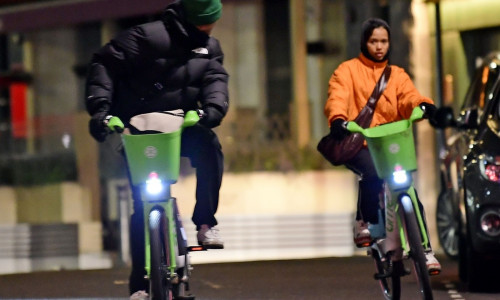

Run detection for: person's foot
[[197, 225, 224, 249], [425, 251, 441, 275], [130, 290, 148, 300], [353, 220, 372, 247]]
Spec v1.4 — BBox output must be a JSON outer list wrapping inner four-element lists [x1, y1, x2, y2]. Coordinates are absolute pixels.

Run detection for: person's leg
[[181, 125, 224, 247], [122, 151, 146, 295], [128, 185, 148, 294], [344, 148, 383, 224]]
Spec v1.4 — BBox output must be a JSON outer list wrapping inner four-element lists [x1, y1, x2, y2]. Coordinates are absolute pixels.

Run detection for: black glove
[[329, 118, 349, 140], [419, 102, 437, 120], [199, 105, 224, 128], [432, 106, 456, 129], [89, 110, 109, 142]]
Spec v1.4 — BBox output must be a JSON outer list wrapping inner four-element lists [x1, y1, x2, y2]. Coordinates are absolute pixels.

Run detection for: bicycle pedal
[[188, 245, 207, 252], [356, 240, 372, 248], [429, 269, 441, 276]]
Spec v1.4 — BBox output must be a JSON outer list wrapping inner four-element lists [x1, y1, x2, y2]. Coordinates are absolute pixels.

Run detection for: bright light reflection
[[393, 170, 408, 184], [146, 177, 163, 195], [62, 133, 71, 149]]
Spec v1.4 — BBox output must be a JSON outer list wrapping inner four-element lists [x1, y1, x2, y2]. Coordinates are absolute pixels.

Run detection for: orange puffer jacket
[[324, 53, 433, 127]]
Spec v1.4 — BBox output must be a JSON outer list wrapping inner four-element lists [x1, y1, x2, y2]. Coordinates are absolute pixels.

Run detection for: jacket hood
[[162, 1, 210, 49]]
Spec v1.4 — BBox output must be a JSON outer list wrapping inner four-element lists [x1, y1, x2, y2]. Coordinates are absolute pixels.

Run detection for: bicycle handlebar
[[346, 106, 424, 135], [105, 115, 125, 133], [104, 110, 202, 135]]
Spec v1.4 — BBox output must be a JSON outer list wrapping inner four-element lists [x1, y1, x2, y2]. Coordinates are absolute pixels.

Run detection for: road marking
[[201, 279, 222, 289], [443, 280, 465, 300]]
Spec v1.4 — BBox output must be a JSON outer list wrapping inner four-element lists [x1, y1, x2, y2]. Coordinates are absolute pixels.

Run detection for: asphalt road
[[0, 254, 499, 299]]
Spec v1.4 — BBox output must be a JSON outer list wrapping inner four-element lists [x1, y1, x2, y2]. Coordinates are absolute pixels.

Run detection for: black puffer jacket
[[85, 1, 229, 125]]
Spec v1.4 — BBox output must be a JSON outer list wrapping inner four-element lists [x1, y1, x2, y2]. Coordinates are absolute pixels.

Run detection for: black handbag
[[317, 66, 391, 166]]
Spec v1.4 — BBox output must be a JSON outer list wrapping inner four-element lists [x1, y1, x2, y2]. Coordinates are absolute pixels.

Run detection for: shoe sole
[[354, 236, 372, 248], [427, 266, 441, 276]]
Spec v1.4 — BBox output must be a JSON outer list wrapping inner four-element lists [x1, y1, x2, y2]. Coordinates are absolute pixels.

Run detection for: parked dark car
[[437, 51, 500, 291]]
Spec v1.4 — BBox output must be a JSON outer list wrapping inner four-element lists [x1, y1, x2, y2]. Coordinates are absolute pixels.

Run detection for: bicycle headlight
[[146, 172, 164, 195], [392, 165, 409, 185], [393, 170, 408, 184]]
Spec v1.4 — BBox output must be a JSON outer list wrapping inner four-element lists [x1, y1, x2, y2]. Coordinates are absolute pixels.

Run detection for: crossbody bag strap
[[366, 65, 391, 109]]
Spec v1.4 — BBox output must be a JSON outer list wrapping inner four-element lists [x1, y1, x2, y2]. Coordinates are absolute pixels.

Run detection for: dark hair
[[360, 18, 391, 62]]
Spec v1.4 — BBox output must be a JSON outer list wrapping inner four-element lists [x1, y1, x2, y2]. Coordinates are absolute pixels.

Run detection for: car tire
[[436, 190, 459, 259]]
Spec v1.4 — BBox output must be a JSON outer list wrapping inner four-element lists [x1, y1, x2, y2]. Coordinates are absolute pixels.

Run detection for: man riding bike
[[84, 0, 228, 298]]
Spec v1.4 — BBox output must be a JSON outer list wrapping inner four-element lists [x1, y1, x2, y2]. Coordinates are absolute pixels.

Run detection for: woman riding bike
[[323, 17, 441, 274]]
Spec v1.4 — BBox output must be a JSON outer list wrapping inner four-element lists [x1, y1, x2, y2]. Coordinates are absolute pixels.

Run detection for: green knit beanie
[[182, 0, 223, 26]]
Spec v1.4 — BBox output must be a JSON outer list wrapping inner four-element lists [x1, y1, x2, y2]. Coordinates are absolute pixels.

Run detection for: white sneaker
[[353, 220, 372, 247], [425, 251, 441, 275], [130, 290, 148, 300], [197, 224, 224, 249]]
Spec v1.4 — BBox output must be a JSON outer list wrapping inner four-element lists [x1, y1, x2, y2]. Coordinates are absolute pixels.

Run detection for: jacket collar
[[358, 53, 388, 69]]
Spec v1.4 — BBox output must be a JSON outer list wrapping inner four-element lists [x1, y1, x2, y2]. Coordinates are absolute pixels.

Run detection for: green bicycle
[[107, 110, 206, 300], [347, 106, 435, 300]]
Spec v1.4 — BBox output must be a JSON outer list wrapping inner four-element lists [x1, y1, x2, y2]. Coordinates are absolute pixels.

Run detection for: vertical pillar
[[22, 38, 34, 154], [290, 0, 310, 148]]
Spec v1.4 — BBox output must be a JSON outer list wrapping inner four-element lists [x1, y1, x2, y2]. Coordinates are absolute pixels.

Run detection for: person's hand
[[419, 102, 437, 120], [329, 118, 349, 140], [199, 105, 224, 128], [432, 106, 456, 129], [89, 111, 109, 142]]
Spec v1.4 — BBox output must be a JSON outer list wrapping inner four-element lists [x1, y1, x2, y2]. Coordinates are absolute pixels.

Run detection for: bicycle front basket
[[363, 119, 417, 178], [122, 130, 181, 185]]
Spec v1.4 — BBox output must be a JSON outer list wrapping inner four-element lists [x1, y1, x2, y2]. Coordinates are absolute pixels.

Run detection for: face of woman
[[366, 27, 389, 61]]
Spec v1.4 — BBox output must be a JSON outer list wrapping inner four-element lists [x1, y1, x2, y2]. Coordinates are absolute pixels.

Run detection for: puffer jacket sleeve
[[395, 69, 434, 119], [324, 62, 352, 125], [200, 38, 229, 116], [85, 27, 143, 116]]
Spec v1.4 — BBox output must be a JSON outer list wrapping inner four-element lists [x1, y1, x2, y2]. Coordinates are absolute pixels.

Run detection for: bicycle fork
[[143, 198, 180, 282], [384, 186, 430, 259]]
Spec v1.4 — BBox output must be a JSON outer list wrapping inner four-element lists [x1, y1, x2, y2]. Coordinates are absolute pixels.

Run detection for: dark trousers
[[128, 125, 224, 294], [344, 147, 384, 224]]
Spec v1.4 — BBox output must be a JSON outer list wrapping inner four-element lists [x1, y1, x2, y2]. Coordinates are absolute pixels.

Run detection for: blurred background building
[[0, 0, 499, 273]]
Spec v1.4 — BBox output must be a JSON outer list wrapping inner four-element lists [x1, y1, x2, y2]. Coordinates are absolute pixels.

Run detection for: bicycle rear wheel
[[400, 195, 433, 300], [371, 247, 401, 300], [149, 208, 172, 300]]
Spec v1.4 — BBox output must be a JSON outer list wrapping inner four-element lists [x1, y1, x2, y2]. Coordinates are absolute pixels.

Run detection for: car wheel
[[436, 190, 459, 259]]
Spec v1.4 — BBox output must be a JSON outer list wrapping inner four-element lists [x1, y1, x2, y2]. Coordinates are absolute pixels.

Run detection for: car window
[[461, 56, 500, 119], [488, 81, 500, 134]]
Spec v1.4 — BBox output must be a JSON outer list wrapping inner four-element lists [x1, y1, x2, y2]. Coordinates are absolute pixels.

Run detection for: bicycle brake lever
[[104, 115, 125, 133]]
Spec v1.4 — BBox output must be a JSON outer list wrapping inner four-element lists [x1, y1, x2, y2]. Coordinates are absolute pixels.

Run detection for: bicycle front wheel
[[149, 208, 172, 300], [371, 247, 401, 300], [400, 195, 433, 300]]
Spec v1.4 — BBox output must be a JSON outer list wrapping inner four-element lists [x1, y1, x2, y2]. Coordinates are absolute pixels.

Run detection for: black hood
[[161, 1, 210, 49]]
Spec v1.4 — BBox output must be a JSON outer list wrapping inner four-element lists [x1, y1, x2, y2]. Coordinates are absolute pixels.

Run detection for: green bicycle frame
[[347, 106, 430, 251], [110, 110, 199, 280]]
